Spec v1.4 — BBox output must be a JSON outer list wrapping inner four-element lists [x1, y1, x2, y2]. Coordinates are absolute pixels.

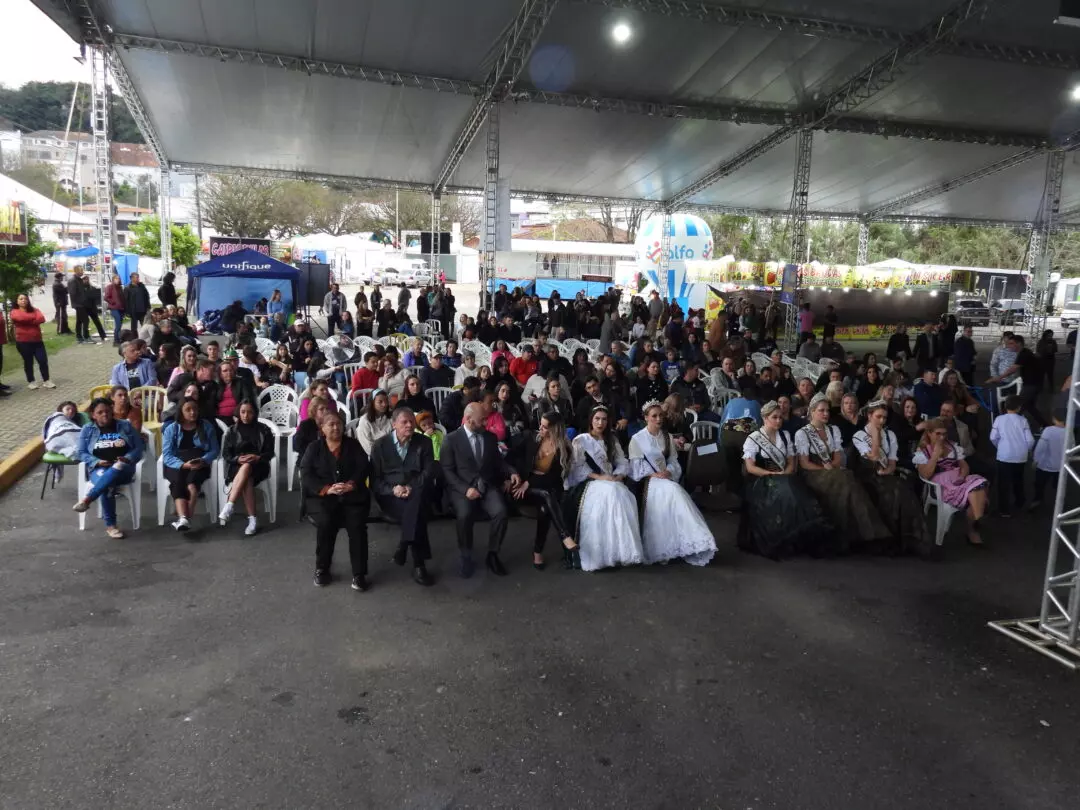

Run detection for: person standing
[[124, 272, 151, 333], [440, 402, 522, 578], [822, 304, 838, 341], [370, 406, 438, 587], [1036, 329, 1058, 391], [797, 302, 814, 346], [10, 294, 55, 389], [302, 410, 372, 590], [397, 284, 411, 318], [80, 274, 107, 344], [990, 395, 1034, 517], [0, 308, 10, 396], [103, 273, 126, 346], [68, 266, 91, 344], [52, 272, 72, 334], [912, 322, 937, 373], [953, 325, 977, 386], [157, 272, 178, 309], [321, 283, 348, 336]]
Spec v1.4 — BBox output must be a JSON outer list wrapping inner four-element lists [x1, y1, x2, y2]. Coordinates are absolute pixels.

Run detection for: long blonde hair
[[537, 411, 572, 481]]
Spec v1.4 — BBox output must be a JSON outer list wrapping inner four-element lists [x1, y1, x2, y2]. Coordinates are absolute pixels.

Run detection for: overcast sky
[[1, 0, 88, 89]]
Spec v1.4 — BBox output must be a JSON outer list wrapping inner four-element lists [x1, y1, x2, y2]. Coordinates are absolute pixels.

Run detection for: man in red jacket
[[508, 344, 538, 386], [350, 351, 381, 392]]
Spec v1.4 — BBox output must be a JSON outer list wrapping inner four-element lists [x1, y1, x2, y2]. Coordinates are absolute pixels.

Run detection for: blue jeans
[[110, 309, 125, 343], [87, 463, 137, 526]]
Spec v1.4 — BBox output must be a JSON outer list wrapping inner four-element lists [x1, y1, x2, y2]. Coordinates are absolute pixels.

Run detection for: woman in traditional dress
[[739, 401, 833, 559], [796, 394, 890, 550], [565, 405, 644, 572], [851, 400, 932, 555], [628, 402, 717, 566], [914, 418, 990, 545]]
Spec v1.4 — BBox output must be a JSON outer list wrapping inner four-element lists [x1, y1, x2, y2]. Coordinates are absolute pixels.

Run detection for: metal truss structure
[[434, 0, 557, 193], [88, 46, 114, 263], [571, 0, 1080, 70], [666, 0, 989, 207], [990, 337, 1080, 671], [658, 209, 674, 301], [430, 193, 442, 280], [856, 220, 870, 265], [783, 130, 812, 351], [1025, 150, 1066, 339], [111, 31, 1049, 151], [865, 147, 1045, 220], [481, 102, 501, 311]]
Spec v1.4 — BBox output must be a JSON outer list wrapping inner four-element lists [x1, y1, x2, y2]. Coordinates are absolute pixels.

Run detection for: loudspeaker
[[300, 262, 332, 309], [420, 232, 451, 254]]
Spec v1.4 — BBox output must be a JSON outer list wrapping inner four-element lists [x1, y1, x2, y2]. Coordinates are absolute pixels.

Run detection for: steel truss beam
[[108, 32, 1048, 150], [571, 0, 1080, 70], [866, 147, 1044, 220], [666, 0, 990, 208], [168, 162, 476, 195], [856, 220, 870, 265], [111, 33, 481, 95], [1026, 150, 1066, 338], [784, 129, 812, 351], [434, 0, 558, 193], [482, 102, 500, 311]]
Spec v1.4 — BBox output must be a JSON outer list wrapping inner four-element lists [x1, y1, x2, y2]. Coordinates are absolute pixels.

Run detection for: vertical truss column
[[481, 101, 500, 312], [857, 219, 870, 265], [89, 46, 114, 266], [430, 192, 441, 287], [1026, 149, 1065, 340], [658, 208, 674, 303], [991, 335, 1080, 670], [158, 168, 172, 270], [784, 129, 813, 351]]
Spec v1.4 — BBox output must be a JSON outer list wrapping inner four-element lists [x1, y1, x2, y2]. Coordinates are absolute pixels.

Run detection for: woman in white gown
[[629, 402, 717, 566], [566, 405, 645, 572]]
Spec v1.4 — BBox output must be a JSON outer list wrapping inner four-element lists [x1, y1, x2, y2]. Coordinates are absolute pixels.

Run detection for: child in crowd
[[255, 316, 270, 338], [990, 394, 1035, 517], [1031, 409, 1067, 510], [661, 347, 682, 384], [43, 401, 84, 482]]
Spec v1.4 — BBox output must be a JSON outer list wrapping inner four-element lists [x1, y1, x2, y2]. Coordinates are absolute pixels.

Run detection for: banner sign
[[0, 200, 28, 246], [209, 236, 271, 257], [685, 259, 973, 292], [780, 264, 798, 304]]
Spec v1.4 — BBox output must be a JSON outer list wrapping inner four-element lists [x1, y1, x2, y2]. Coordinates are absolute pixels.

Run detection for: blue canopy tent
[[186, 249, 300, 320], [56, 246, 140, 283]]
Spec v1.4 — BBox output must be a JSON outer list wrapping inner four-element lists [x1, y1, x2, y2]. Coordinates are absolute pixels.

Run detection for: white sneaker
[[27, 381, 40, 390], [171, 517, 190, 532], [244, 517, 258, 536], [43, 380, 57, 389], [218, 502, 234, 526]]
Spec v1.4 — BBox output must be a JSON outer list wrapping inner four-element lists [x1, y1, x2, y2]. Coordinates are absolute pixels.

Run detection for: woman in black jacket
[[301, 410, 372, 589], [515, 412, 579, 570], [218, 400, 276, 534], [635, 360, 669, 412], [400, 374, 436, 415], [157, 272, 178, 308]]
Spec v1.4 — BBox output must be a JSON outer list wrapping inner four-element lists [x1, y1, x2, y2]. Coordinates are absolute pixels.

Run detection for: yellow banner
[[705, 286, 725, 321]]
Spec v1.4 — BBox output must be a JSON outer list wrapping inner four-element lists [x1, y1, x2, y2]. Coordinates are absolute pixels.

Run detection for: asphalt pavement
[[1, 466, 1078, 810]]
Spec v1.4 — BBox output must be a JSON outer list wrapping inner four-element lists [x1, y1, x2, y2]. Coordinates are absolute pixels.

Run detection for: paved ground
[[0, 336, 118, 459], [1, 462, 1078, 809]]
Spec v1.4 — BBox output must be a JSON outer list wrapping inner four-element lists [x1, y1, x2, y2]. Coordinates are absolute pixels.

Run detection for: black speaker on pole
[[1058, 0, 1080, 26], [420, 232, 451, 254], [300, 262, 332, 309]]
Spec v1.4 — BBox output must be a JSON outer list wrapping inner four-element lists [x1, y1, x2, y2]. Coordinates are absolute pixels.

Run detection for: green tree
[[201, 176, 283, 239], [0, 81, 142, 142], [128, 216, 200, 268], [6, 163, 77, 207], [0, 215, 53, 305]]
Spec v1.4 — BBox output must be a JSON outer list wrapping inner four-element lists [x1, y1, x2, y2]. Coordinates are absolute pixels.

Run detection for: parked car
[[1061, 301, 1080, 329], [954, 298, 990, 327], [380, 267, 401, 286], [399, 260, 433, 288], [989, 298, 1026, 325]]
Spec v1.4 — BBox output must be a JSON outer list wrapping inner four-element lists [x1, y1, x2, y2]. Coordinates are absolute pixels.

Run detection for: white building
[[0, 171, 96, 246], [22, 130, 94, 191]]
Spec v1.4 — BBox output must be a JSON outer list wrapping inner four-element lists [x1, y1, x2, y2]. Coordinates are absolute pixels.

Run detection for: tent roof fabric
[[187, 249, 299, 280], [32, 0, 1080, 226]]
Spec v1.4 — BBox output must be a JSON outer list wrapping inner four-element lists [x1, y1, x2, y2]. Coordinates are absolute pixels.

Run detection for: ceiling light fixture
[[1072, 84, 1080, 102], [612, 22, 633, 44]]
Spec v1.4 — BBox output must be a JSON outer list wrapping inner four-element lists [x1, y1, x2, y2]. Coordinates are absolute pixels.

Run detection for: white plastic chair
[[994, 378, 1022, 414], [921, 476, 960, 546], [258, 384, 298, 408], [140, 426, 158, 493], [77, 459, 144, 531], [156, 453, 219, 526], [216, 423, 279, 523], [255, 337, 276, 356], [347, 388, 375, 419], [712, 388, 738, 410], [691, 421, 718, 442], [260, 401, 299, 491], [684, 408, 698, 424], [427, 386, 453, 413], [414, 323, 433, 338], [752, 352, 772, 371], [425, 319, 442, 335]]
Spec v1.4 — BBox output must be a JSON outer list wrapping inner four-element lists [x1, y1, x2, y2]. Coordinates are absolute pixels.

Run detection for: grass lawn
[[1, 329, 80, 383]]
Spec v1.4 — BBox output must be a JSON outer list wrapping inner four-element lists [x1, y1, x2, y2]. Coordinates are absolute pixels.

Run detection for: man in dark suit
[[439, 403, 521, 577], [370, 407, 438, 586]]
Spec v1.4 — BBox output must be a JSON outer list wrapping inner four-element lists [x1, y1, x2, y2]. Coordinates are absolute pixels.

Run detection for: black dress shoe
[[351, 575, 370, 592], [314, 569, 332, 587], [413, 566, 434, 586], [392, 546, 407, 567], [459, 555, 475, 579], [486, 552, 508, 576]]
